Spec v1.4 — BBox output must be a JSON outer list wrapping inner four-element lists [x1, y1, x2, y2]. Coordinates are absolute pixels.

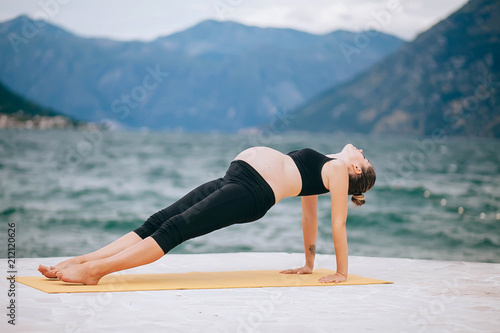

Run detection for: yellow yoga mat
[[16, 269, 392, 294]]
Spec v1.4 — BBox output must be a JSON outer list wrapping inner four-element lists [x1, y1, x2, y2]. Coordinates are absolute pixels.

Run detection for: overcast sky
[[0, 0, 469, 41]]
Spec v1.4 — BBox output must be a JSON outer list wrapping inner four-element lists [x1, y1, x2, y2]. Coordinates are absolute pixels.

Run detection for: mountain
[[0, 17, 403, 131], [288, 0, 500, 137], [0, 81, 81, 129], [0, 81, 60, 117]]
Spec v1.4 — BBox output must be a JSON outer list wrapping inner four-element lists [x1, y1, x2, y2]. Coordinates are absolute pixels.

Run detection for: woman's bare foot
[[38, 256, 86, 278], [55, 262, 103, 285], [38, 265, 59, 278]]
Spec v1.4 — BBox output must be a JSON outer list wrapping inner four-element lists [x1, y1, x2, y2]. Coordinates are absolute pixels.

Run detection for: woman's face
[[342, 144, 370, 173]]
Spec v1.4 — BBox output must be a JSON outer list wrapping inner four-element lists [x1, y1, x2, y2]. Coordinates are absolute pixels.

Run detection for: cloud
[[0, 0, 469, 41], [224, 0, 468, 40]]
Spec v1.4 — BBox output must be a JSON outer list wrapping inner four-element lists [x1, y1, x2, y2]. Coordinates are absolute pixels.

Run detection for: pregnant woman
[[39, 144, 376, 285]]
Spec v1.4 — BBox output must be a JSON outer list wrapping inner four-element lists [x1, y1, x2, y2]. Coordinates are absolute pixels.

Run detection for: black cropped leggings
[[133, 160, 276, 254]]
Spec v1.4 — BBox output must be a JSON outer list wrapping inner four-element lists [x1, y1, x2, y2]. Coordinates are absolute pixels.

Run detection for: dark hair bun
[[351, 194, 365, 206]]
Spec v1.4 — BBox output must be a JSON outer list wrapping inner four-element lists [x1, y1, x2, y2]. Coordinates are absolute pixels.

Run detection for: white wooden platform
[[1, 252, 499, 332]]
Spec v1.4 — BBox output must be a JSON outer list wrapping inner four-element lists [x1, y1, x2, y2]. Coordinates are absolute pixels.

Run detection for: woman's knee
[[150, 215, 187, 253], [133, 209, 169, 238]]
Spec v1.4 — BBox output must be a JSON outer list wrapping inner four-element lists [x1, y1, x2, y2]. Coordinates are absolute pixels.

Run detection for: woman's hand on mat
[[318, 273, 346, 284], [280, 265, 313, 274]]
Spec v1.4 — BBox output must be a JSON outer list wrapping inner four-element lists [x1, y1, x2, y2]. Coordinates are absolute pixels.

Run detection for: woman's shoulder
[[327, 158, 347, 168], [324, 159, 348, 178], [323, 159, 349, 193]]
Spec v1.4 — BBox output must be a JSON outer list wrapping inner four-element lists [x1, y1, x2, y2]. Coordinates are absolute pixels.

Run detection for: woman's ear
[[352, 163, 362, 175]]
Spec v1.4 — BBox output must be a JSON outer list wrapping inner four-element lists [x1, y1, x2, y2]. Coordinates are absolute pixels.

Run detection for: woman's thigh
[[134, 178, 223, 238], [151, 182, 257, 252]]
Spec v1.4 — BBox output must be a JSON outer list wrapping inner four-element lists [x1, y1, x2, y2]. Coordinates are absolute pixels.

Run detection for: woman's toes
[[39, 265, 57, 278]]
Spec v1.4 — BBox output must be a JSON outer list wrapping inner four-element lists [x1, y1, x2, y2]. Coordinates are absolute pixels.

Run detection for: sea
[[1, 129, 499, 263]]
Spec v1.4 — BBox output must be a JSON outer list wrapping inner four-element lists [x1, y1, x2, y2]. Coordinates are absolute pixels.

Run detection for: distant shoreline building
[[0, 112, 91, 130]]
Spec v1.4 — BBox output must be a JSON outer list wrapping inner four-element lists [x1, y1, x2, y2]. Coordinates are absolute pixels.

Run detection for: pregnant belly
[[234, 147, 302, 201]]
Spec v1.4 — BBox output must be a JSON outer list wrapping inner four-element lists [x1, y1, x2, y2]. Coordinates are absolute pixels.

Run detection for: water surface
[[1, 130, 499, 263]]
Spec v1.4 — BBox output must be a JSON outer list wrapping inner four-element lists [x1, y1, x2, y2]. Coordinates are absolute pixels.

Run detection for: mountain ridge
[[287, 0, 500, 137], [0, 81, 83, 129], [0, 15, 404, 131]]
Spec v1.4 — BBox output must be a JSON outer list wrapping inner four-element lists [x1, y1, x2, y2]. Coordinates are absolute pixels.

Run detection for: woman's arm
[[280, 195, 318, 274], [301, 195, 319, 269], [318, 161, 349, 284]]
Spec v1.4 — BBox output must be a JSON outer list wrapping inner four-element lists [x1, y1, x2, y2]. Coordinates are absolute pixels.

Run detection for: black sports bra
[[287, 148, 335, 196]]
